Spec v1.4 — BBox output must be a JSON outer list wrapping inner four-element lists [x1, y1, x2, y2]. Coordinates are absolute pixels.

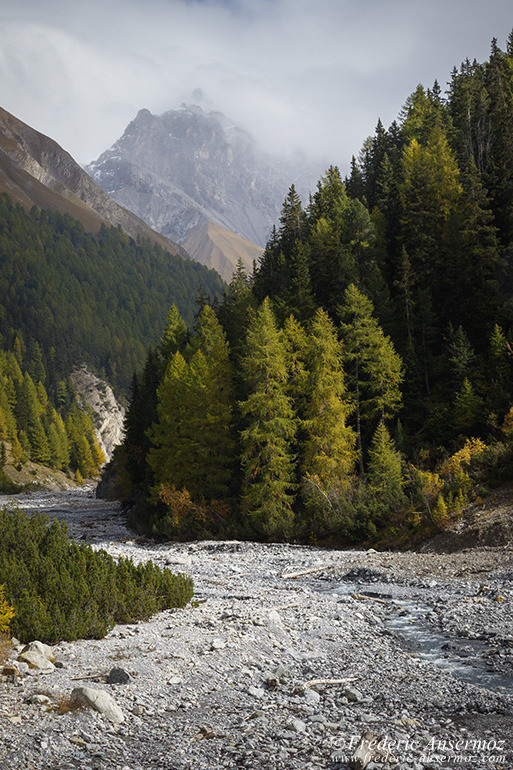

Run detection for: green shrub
[[0, 508, 193, 643]]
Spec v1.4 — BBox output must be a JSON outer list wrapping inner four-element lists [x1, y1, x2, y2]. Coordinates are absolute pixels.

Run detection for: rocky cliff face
[[87, 105, 319, 279], [71, 367, 125, 462], [0, 106, 187, 258]]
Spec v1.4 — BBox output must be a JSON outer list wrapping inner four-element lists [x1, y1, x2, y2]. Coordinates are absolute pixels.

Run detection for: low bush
[[0, 508, 193, 643]]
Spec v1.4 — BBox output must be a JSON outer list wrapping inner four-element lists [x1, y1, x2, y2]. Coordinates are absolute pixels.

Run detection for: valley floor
[[0, 488, 511, 770]]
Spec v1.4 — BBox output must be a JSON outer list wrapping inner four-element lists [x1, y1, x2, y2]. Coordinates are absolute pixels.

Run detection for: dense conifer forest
[[0, 195, 224, 399], [0, 194, 223, 486], [116, 33, 513, 545]]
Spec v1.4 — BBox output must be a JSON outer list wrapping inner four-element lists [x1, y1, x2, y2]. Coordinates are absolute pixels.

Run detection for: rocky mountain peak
[[86, 105, 321, 279], [0, 105, 187, 259]]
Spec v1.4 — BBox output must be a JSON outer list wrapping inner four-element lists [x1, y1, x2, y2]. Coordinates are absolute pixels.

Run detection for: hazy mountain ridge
[[87, 105, 321, 279], [0, 106, 187, 258]]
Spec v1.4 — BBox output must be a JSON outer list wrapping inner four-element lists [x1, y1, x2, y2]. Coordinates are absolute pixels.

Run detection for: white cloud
[[0, 0, 512, 168]]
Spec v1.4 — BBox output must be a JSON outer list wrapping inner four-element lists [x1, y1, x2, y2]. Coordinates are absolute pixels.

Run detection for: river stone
[[18, 648, 55, 672], [286, 717, 307, 733], [71, 686, 124, 724], [28, 694, 53, 706], [20, 640, 55, 662], [165, 554, 191, 567], [349, 730, 380, 770], [304, 688, 321, 705], [2, 663, 20, 678], [344, 685, 364, 702], [247, 685, 265, 699], [107, 667, 130, 684]]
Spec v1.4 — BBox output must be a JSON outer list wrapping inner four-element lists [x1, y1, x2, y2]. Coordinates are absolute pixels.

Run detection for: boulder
[[106, 667, 131, 685], [70, 686, 124, 724], [18, 641, 56, 672], [20, 641, 55, 661]]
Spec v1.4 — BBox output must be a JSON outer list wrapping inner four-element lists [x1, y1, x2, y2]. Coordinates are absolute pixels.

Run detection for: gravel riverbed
[[0, 488, 512, 770]]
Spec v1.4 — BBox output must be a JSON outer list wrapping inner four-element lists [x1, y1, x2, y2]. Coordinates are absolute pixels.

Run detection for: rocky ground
[[0, 488, 512, 770]]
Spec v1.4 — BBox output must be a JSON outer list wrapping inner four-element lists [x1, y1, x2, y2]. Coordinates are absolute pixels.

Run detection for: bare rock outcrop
[[71, 367, 125, 462]]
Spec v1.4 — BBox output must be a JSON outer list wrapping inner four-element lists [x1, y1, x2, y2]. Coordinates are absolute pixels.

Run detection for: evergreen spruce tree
[[159, 305, 188, 368], [485, 36, 513, 246], [149, 306, 235, 506], [339, 284, 403, 472], [282, 315, 309, 419], [239, 299, 297, 538], [453, 378, 482, 434], [301, 309, 357, 514], [487, 323, 511, 418], [147, 351, 190, 497], [344, 156, 365, 200], [278, 185, 306, 252], [281, 241, 316, 323], [185, 305, 235, 500], [217, 259, 255, 364], [16, 373, 50, 465], [367, 422, 405, 508]]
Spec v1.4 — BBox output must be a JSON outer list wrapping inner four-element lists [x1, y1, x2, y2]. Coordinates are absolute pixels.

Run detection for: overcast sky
[[1, 0, 512, 169]]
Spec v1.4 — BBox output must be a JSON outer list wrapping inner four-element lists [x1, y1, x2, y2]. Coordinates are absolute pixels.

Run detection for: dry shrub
[[154, 484, 230, 538], [0, 634, 12, 668], [56, 692, 86, 715]]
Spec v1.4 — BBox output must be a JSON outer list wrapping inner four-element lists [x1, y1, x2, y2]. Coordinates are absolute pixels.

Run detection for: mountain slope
[[0, 106, 187, 258], [182, 219, 263, 279], [87, 105, 318, 279], [0, 185, 224, 398]]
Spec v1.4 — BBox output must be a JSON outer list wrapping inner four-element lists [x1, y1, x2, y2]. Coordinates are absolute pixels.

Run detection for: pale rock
[[286, 717, 307, 733], [267, 609, 286, 639], [344, 685, 364, 702], [18, 650, 55, 673], [71, 367, 125, 461], [20, 640, 55, 662], [247, 685, 265, 699], [2, 663, 20, 678], [28, 694, 53, 706], [16, 661, 30, 676], [267, 610, 283, 627], [71, 686, 124, 724], [304, 688, 321, 705], [165, 554, 192, 567]]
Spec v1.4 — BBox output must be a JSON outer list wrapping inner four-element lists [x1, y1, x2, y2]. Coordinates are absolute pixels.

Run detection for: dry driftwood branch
[[302, 677, 358, 689], [281, 565, 331, 579], [352, 592, 388, 604]]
